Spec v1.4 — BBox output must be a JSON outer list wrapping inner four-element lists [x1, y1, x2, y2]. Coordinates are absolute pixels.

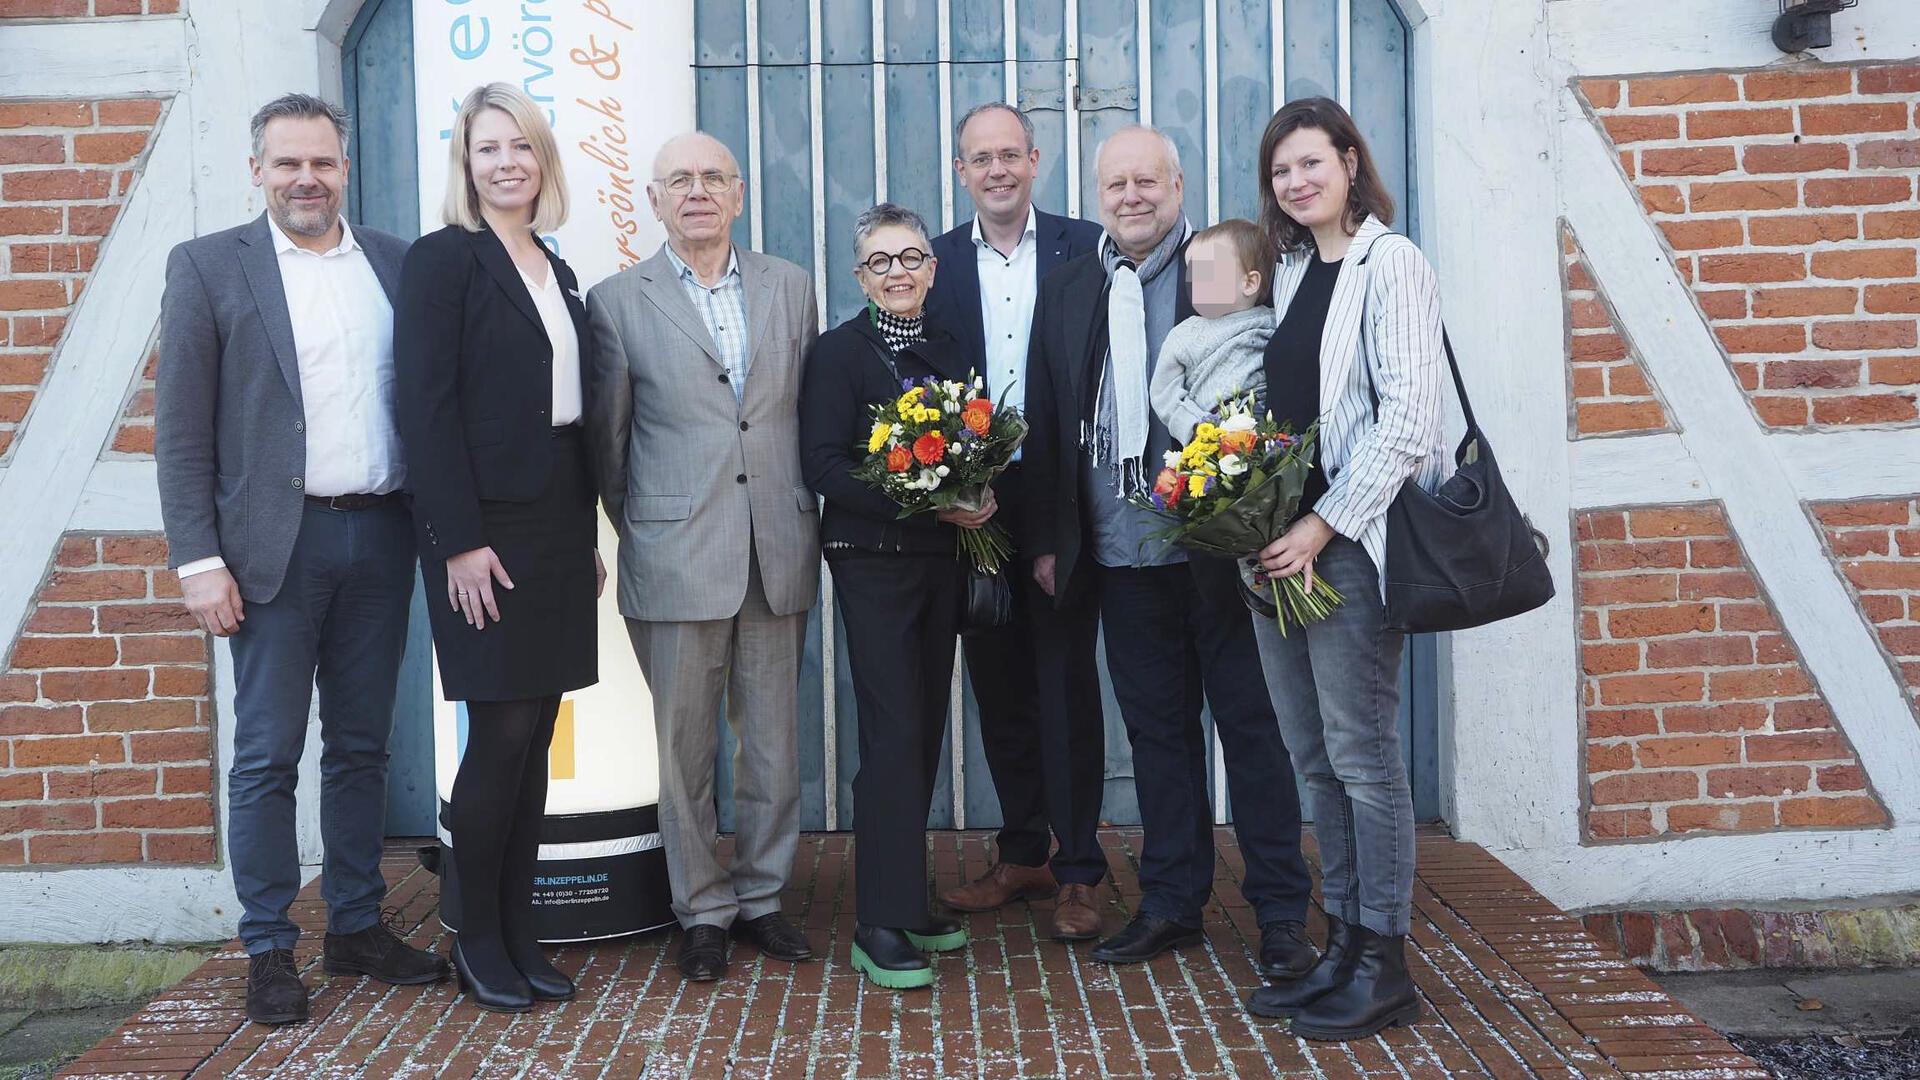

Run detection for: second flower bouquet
[[849, 373, 1028, 573], [1128, 392, 1344, 634]]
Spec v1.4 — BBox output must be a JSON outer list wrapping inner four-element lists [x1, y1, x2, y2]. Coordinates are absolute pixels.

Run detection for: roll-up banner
[[412, 0, 694, 941]]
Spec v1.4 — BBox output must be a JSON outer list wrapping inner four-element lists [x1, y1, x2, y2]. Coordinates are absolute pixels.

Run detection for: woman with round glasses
[[798, 202, 998, 989]]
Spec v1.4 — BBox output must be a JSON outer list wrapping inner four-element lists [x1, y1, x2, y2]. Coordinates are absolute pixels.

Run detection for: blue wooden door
[[693, 0, 1439, 829], [342, 0, 440, 838]]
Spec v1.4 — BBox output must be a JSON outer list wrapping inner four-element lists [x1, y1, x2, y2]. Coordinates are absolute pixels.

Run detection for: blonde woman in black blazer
[[1240, 98, 1450, 1040], [395, 82, 604, 1014]]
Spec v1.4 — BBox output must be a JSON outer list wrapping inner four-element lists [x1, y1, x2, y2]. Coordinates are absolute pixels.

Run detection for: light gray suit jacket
[[154, 213, 408, 603], [585, 245, 821, 622]]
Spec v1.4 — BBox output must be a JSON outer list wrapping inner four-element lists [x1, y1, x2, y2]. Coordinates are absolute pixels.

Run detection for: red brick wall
[[1578, 504, 1889, 841], [0, 98, 163, 459], [0, 533, 215, 867], [1582, 62, 1920, 429], [0, 0, 178, 15], [1813, 498, 1920, 717], [1584, 904, 1920, 972], [104, 338, 157, 458], [1562, 222, 1672, 437]]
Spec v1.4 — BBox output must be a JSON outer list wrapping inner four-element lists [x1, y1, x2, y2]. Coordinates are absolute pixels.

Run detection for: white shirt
[[180, 215, 401, 579], [519, 265, 583, 426], [974, 205, 1040, 456]]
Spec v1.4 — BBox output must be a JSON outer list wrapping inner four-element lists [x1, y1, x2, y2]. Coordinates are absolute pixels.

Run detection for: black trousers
[[831, 551, 962, 929], [1097, 556, 1313, 929], [961, 465, 1108, 885]]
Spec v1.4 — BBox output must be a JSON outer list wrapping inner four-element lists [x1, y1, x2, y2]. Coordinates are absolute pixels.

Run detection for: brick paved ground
[[60, 828, 1765, 1079]]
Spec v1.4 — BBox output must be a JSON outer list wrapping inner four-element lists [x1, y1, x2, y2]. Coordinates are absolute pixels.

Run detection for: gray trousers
[[1252, 536, 1414, 937], [624, 552, 804, 929], [225, 501, 414, 954]]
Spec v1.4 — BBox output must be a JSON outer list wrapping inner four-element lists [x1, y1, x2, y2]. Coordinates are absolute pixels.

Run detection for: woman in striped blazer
[[1240, 98, 1451, 1041]]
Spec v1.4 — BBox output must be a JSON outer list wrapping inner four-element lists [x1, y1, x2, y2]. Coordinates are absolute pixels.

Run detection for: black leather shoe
[[324, 911, 450, 985], [905, 914, 967, 953], [1090, 914, 1205, 964], [1288, 925, 1422, 1040], [509, 944, 576, 1002], [1258, 919, 1319, 981], [1247, 916, 1354, 1018], [850, 925, 932, 989], [676, 924, 729, 981], [245, 948, 309, 1025], [450, 939, 533, 1013], [733, 912, 815, 962]]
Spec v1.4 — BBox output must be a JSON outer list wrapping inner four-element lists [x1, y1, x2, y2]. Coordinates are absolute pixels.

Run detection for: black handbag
[[959, 567, 1014, 635], [1364, 329, 1555, 633], [1352, 237, 1552, 632]]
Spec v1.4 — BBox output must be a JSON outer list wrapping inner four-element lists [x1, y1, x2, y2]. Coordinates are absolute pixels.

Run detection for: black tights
[[449, 694, 564, 987]]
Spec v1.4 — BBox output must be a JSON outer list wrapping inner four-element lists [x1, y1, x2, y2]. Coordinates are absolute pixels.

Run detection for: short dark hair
[[953, 102, 1034, 154], [250, 93, 350, 159], [1191, 218, 1276, 306], [1255, 97, 1394, 255]]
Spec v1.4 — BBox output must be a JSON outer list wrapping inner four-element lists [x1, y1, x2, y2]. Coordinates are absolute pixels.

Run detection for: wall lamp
[[1772, 0, 1859, 53]]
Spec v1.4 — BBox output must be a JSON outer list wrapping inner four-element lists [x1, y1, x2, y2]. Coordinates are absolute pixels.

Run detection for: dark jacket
[[924, 208, 1104, 371], [799, 312, 976, 555], [1022, 239, 1195, 605], [393, 223, 592, 559], [155, 213, 409, 603]]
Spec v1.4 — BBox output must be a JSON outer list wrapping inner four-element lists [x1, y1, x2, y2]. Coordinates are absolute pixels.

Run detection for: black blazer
[[799, 312, 976, 555], [1022, 239, 1195, 605], [394, 223, 591, 559], [924, 208, 1105, 371]]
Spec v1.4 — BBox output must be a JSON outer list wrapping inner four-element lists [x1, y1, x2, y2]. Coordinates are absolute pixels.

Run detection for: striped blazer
[[1273, 214, 1451, 596]]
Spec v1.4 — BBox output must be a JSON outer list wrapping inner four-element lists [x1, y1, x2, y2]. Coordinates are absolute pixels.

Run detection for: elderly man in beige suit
[[584, 132, 820, 983]]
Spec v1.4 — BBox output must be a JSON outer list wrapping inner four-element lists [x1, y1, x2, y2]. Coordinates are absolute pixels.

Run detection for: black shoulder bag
[[1359, 249, 1555, 634]]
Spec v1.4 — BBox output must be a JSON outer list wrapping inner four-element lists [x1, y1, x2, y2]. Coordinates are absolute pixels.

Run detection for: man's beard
[[271, 190, 337, 237]]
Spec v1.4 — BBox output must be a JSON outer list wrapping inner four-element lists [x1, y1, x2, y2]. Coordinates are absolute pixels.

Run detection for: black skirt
[[423, 426, 599, 702]]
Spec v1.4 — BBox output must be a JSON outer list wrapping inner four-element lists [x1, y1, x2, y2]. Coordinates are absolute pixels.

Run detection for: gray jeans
[[1252, 536, 1413, 937]]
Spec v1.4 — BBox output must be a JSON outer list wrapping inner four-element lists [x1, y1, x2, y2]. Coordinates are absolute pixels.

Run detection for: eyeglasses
[[654, 172, 739, 196], [858, 248, 929, 275], [964, 149, 1029, 170]]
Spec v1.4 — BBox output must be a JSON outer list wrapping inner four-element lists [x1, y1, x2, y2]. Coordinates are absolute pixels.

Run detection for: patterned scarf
[[871, 305, 925, 355]]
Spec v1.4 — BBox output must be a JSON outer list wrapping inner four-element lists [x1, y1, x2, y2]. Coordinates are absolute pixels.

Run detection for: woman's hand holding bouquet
[[1128, 392, 1344, 634], [850, 373, 1028, 572]]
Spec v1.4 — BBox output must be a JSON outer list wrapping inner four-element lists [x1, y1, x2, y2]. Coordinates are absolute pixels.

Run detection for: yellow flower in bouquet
[[867, 422, 895, 453]]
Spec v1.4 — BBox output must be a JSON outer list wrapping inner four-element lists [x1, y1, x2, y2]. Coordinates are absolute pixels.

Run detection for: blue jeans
[[1253, 536, 1413, 937], [226, 501, 414, 954], [1097, 557, 1312, 929]]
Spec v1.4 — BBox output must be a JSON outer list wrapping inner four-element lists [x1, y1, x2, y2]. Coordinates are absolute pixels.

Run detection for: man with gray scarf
[[1020, 126, 1316, 975]]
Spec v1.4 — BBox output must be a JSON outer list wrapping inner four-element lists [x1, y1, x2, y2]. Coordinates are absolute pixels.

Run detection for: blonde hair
[[441, 83, 569, 234]]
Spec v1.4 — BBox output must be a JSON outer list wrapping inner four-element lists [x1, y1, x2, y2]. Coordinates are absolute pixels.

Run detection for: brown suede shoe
[[940, 862, 1058, 913], [1050, 883, 1103, 941]]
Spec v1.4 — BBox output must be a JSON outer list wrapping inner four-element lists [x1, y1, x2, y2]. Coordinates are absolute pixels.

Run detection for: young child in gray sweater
[[1151, 218, 1276, 443]]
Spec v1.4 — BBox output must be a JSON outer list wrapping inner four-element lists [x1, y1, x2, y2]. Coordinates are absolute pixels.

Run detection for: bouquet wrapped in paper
[[849, 372, 1027, 572], [1128, 392, 1344, 633]]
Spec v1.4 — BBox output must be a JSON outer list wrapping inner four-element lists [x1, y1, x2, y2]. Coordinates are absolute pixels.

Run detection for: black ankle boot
[[1288, 924, 1421, 1040], [850, 925, 932, 990], [1246, 916, 1354, 1018]]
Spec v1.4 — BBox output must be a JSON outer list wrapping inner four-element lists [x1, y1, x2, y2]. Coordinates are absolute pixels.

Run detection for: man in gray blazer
[[156, 94, 446, 1026], [584, 132, 820, 982]]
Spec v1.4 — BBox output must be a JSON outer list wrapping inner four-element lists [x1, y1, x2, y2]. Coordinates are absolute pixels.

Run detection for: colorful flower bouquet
[[850, 373, 1028, 573], [1128, 392, 1344, 634]]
